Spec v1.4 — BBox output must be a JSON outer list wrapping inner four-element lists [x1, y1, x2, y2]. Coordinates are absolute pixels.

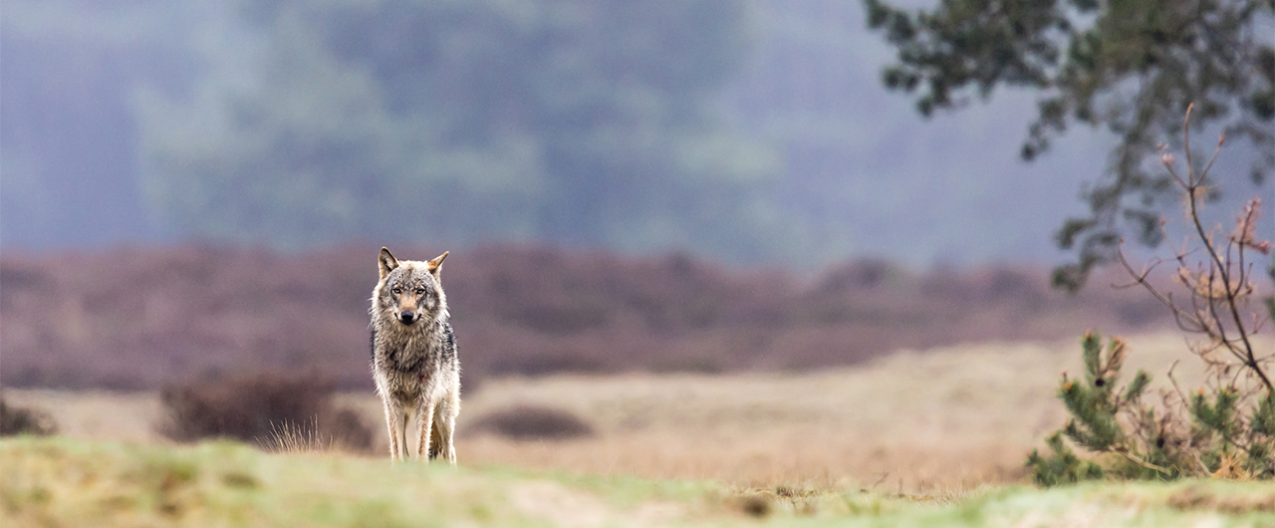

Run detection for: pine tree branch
[[1114, 449, 1173, 476]]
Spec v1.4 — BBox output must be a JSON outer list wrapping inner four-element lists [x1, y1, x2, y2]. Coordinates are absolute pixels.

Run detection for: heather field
[[0, 244, 1165, 390]]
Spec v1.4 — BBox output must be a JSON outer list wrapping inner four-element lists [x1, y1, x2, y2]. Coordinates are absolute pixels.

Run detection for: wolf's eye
[[415, 288, 426, 295], [391, 287, 402, 295]]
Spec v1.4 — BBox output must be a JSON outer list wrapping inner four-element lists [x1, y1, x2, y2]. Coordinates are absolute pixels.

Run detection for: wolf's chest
[[380, 335, 441, 374]]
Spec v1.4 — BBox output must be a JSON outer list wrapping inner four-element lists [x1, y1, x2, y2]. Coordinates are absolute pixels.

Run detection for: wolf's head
[[373, 247, 448, 326]]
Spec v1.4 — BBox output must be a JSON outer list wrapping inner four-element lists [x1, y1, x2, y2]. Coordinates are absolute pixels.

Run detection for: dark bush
[[327, 407, 374, 451], [0, 395, 57, 436], [466, 404, 594, 440], [157, 371, 372, 451]]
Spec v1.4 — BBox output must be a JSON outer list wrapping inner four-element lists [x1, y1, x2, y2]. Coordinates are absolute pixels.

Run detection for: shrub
[[157, 371, 372, 452], [465, 404, 594, 440], [1030, 106, 1274, 484], [0, 395, 57, 436], [1027, 332, 1179, 484]]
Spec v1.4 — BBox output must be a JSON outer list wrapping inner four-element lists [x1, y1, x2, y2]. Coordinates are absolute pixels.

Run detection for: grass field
[[6, 332, 1274, 526], [5, 332, 1241, 491], [3, 436, 1273, 527]]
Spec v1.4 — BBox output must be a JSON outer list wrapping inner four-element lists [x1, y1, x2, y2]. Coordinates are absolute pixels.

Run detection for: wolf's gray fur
[[369, 247, 460, 463]]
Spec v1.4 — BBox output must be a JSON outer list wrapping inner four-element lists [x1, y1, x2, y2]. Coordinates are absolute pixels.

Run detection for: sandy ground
[[6, 332, 1267, 492]]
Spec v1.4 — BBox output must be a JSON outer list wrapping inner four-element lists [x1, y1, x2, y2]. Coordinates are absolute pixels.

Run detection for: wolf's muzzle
[[399, 310, 416, 324]]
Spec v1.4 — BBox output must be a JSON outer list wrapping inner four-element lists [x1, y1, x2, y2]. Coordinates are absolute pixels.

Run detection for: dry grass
[[0, 390, 159, 443], [261, 418, 365, 454], [7, 332, 1261, 493], [450, 332, 1231, 491]]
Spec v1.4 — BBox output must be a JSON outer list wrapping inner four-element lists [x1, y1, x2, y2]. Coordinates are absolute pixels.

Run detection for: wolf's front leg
[[415, 399, 437, 461], [397, 409, 411, 460], [381, 397, 405, 461], [433, 390, 459, 464]]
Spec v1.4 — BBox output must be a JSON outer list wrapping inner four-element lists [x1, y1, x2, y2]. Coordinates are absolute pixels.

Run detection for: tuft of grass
[[263, 418, 335, 454]]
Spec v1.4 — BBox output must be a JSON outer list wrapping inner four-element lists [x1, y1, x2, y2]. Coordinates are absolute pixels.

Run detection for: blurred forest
[[0, 0, 1221, 269]]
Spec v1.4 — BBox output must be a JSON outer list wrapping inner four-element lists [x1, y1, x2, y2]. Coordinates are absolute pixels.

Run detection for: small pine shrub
[[1025, 431, 1103, 486], [1031, 332, 1275, 484], [1028, 333, 1179, 484], [1030, 106, 1274, 485], [158, 371, 372, 452]]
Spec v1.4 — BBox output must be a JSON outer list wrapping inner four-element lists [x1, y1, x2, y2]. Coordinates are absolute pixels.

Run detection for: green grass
[[2, 437, 1272, 527]]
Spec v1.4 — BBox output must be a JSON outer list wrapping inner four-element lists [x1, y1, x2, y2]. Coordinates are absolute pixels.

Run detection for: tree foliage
[[139, 0, 792, 262], [864, 0, 1275, 289]]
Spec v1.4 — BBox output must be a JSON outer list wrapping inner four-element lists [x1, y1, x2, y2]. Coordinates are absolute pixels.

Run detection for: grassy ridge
[[3, 437, 1273, 527], [0, 436, 725, 528]]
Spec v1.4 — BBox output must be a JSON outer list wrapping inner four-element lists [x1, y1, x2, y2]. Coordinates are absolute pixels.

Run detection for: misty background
[[0, 0, 1268, 270]]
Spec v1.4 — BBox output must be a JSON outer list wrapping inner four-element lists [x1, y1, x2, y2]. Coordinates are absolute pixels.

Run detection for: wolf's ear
[[426, 251, 448, 275], [378, 247, 399, 279]]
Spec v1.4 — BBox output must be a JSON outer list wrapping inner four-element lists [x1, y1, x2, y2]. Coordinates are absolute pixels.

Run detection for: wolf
[[369, 247, 460, 463]]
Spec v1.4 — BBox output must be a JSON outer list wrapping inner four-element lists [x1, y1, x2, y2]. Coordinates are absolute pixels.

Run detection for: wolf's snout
[[399, 310, 416, 324]]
